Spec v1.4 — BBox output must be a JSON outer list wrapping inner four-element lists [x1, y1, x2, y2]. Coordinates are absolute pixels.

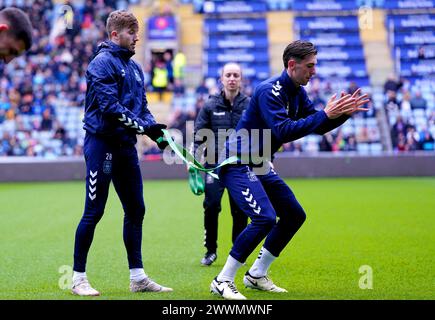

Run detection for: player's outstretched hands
[[324, 89, 370, 119], [324, 93, 354, 119], [145, 123, 169, 150], [343, 88, 370, 116]]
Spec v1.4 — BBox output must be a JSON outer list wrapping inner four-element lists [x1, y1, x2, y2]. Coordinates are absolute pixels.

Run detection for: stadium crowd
[[0, 0, 433, 158], [0, 0, 115, 156], [383, 75, 435, 152]]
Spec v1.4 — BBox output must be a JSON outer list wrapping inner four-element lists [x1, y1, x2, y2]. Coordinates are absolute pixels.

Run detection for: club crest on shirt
[[246, 169, 258, 182], [121, 69, 126, 77], [206, 174, 214, 184], [103, 160, 112, 174]]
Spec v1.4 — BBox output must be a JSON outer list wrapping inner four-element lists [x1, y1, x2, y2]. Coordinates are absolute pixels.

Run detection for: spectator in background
[[0, 94, 10, 123], [168, 107, 196, 141], [391, 115, 409, 149], [173, 50, 186, 82], [242, 78, 253, 97], [322, 80, 334, 97], [383, 74, 403, 94], [151, 59, 168, 101], [319, 132, 333, 151], [405, 127, 419, 151], [419, 129, 434, 150], [361, 94, 376, 119], [40, 108, 53, 131], [344, 134, 357, 151], [385, 90, 400, 114], [410, 91, 427, 110], [196, 77, 210, 97], [347, 81, 358, 95], [396, 132, 406, 152], [194, 95, 206, 115], [54, 126, 68, 144], [310, 89, 326, 110], [163, 51, 174, 87], [400, 91, 412, 113], [418, 46, 425, 59], [333, 129, 346, 151], [173, 78, 185, 95]]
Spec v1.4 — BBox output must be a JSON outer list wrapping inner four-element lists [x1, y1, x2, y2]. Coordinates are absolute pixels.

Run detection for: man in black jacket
[[193, 63, 250, 266]]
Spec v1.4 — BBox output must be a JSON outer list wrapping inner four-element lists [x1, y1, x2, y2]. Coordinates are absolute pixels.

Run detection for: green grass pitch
[[0, 177, 433, 300]]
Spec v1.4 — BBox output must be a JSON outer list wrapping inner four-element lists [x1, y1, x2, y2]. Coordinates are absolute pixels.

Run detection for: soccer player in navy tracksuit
[[71, 10, 172, 296], [210, 40, 370, 300]]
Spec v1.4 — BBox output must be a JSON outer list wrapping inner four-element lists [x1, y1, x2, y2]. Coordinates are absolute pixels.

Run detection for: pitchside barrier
[[0, 152, 434, 182]]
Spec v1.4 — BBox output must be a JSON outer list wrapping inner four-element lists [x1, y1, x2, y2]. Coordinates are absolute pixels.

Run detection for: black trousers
[[203, 174, 248, 253]]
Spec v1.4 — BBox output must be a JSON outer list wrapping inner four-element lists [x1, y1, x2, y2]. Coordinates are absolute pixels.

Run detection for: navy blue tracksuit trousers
[[203, 174, 248, 253], [73, 133, 145, 272], [219, 165, 306, 263]]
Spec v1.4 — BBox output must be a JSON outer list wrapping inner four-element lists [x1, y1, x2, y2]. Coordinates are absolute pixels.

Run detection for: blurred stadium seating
[[0, 0, 434, 160]]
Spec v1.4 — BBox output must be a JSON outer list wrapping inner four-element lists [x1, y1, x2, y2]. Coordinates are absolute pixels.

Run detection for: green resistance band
[[188, 167, 204, 196], [157, 129, 238, 194]]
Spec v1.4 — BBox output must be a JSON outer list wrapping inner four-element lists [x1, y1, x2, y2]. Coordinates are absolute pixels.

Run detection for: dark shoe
[[201, 252, 217, 266]]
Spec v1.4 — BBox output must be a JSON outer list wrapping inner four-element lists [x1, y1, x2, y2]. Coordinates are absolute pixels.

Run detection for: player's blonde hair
[[106, 10, 138, 38]]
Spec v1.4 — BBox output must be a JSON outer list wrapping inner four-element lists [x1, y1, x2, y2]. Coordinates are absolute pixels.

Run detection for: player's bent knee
[[280, 207, 306, 228], [297, 209, 307, 225], [252, 214, 276, 231]]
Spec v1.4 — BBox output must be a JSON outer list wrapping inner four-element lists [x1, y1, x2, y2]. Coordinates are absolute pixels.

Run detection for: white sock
[[248, 247, 277, 278], [130, 268, 147, 282], [73, 271, 87, 284], [217, 255, 243, 282]]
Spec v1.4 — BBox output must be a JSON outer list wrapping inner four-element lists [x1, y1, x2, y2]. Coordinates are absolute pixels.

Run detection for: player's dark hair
[[0, 7, 33, 50], [283, 40, 317, 68]]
